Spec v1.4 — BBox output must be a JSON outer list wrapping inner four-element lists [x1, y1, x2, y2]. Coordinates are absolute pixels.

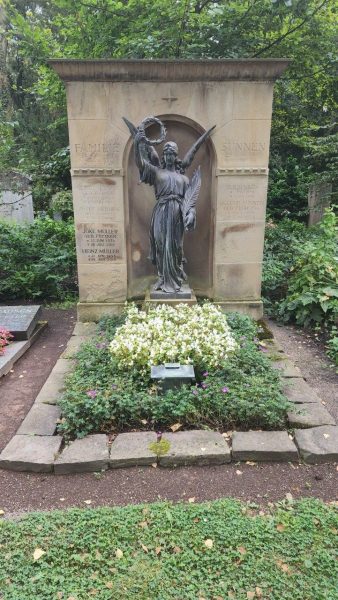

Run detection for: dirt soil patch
[[0, 311, 336, 515]]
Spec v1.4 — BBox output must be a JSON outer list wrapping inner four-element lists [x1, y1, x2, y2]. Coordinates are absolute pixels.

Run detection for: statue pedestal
[[144, 286, 197, 309]]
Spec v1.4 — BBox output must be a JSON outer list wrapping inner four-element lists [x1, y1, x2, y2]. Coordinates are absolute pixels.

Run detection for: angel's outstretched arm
[[181, 125, 215, 171]]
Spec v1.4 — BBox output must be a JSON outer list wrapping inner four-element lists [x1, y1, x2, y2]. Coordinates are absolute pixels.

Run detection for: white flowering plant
[[109, 302, 238, 373]]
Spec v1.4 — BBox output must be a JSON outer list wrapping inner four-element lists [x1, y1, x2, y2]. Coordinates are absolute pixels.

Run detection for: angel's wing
[[182, 166, 201, 219], [122, 116, 160, 167], [181, 125, 215, 171]]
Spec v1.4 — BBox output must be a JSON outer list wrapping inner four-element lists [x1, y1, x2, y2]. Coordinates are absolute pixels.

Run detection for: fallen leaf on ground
[[115, 548, 123, 559], [323, 433, 330, 439], [247, 592, 255, 599], [141, 543, 149, 553], [246, 461, 256, 466], [0, 510, 5, 516], [238, 546, 247, 555], [256, 588, 263, 598], [204, 539, 213, 549], [140, 419, 148, 425], [155, 546, 161, 555], [139, 521, 148, 528], [105, 582, 113, 589], [276, 559, 290, 573], [276, 523, 285, 532], [170, 422, 182, 432], [228, 592, 235, 599], [285, 492, 293, 502], [33, 548, 45, 561], [173, 546, 181, 553], [83, 499, 92, 505], [236, 470, 243, 475], [188, 497, 195, 503], [151, 463, 157, 468]]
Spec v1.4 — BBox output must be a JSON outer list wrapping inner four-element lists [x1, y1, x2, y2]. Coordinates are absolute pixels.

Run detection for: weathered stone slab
[[159, 430, 231, 467], [17, 404, 61, 435], [0, 305, 41, 340], [60, 336, 89, 358], [54, 434, 109, 473], [0, 435, 62, 472], [110, 432, 156, 468], [72, 322, 97, 336], [271, 359, 302, 378], [50, 358, 75, 375], [288, 403, 335, 428], [283, 378, 321, 404], [0, 340, 29, 377], [295, 426, 338, 464], [232, 431, 298, 462], [35, 372, 67, 405], [261, 339, 284, 355]]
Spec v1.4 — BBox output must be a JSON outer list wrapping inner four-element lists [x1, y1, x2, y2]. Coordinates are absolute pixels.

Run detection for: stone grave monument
[[308, 181, 332, 226], [0, 305, 46, 377], [0, 172, 34, 224], [50, 59, 289, 321]]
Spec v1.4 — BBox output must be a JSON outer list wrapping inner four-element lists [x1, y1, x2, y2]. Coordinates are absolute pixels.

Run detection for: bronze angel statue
[[123, 116, 215, 295]]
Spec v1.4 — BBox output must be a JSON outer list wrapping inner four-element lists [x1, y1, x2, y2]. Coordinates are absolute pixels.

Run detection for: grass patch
[[58, 311, 292, 439], [0, 499, 337, 599]]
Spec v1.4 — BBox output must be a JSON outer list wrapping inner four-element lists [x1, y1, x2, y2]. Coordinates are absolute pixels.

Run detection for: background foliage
[[0, 0, 337, 216], [0, 216, 77, 300]]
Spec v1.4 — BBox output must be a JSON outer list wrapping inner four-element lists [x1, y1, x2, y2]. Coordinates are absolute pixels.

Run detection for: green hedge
[[0, 217, 77, 301]]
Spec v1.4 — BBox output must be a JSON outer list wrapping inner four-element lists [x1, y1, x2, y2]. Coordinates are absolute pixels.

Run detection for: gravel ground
[[0, 311, 336, 516]]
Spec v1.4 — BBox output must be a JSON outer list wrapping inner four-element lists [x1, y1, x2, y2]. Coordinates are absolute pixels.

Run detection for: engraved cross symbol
[[162, 91, 178, 107]]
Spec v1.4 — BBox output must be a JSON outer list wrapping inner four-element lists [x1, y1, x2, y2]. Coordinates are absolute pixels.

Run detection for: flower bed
[[0, 327, 13, 355], [58, 304, 292, 439]]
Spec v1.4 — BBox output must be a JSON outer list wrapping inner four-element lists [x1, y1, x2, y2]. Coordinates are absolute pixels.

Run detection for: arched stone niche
[[50, 59, 289, 321], [125, 115, 215, 299]]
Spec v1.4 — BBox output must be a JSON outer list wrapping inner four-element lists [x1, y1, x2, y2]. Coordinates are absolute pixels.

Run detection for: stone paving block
[[72, 322, 97, 336], [54, 434, 109, 474], [159, 430, 231, 467], [0, 435, 62, 472], [271, 359, 302, 378], [51, 358, 75, 375], [294, 426, 338, 464], [262, 339, 285, 355], [60, 336, 89, 358], [288, 403, 335, 428], [35, 372, 67, 405], [110, 432, 156, 468], [283, 378, 321, 404], [232, 431, 299, 462], [17, 404, 61, 435]]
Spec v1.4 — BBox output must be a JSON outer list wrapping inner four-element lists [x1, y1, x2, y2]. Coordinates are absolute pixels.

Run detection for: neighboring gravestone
[[0, 305, 42, 340], [0, 172, 34, 224], [308, 181, 332, 226], [50, 59, 289, 321]]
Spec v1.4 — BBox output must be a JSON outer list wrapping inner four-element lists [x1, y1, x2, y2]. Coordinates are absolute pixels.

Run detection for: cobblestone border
[[0, 322, 337, 472]]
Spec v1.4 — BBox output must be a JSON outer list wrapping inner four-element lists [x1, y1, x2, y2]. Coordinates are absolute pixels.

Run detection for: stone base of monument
[[214, 300, 263, 320], [145, 286, 197, 308]]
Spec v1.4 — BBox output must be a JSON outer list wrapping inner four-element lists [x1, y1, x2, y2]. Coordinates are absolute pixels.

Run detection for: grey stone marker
[[34, 371, 67, 404], [72, 322, 97, 336], [0, 305, 42, 340], [272, 359, 302, 378], [295, 426, 338, 464], [283, 378, 321, 404], [159, 430, 231, 467], [0, 435, 62, 472], [54, 434, 109, 474], [110, 432, 156, 468], [288, 403, 335, 428], [151, 363, 195, 392], [17, 404, 61, 435], [232, 431, 299, 462]]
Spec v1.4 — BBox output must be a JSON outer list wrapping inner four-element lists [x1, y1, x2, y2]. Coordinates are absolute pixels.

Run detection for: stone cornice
[[49, 59, 290, 83]]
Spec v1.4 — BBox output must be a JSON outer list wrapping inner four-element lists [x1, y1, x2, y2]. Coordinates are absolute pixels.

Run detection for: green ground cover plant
[[0, 498, 337, 600], [263, 208, 338, 366], [0, 217, 77, 301], [58, 308, 291, 439]]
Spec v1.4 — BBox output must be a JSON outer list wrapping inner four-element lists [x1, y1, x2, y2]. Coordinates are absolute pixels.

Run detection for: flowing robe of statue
[[124, 116, 215, 295], [135, 137, 191, 293]]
